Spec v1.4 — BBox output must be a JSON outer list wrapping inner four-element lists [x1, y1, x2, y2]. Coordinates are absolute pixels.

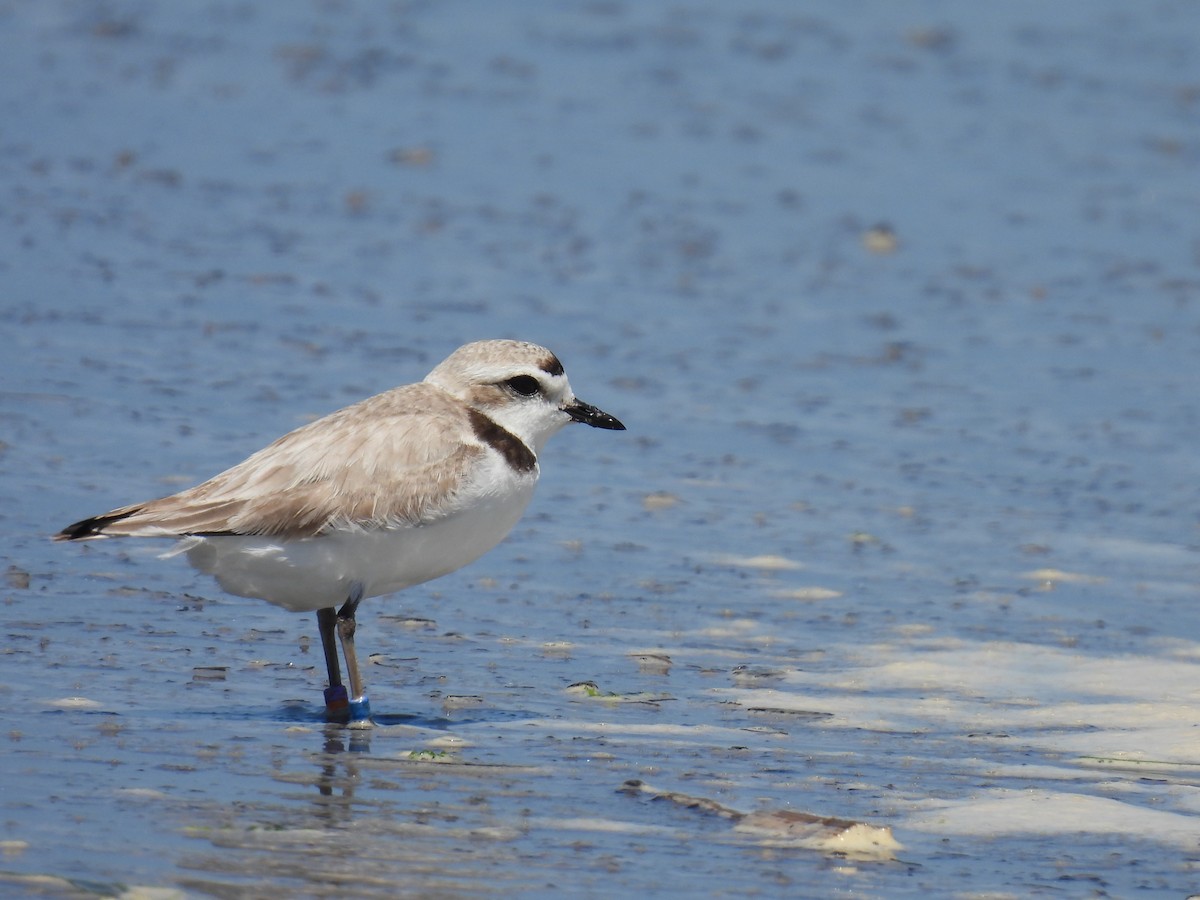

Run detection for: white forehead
[[424, 340, 566, 389]]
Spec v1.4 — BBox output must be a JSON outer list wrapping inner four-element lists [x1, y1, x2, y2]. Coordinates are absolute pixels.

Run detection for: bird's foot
[[324, 684, 350, 720], [323, 684, 372, 724], [347, 694, 372, 724]]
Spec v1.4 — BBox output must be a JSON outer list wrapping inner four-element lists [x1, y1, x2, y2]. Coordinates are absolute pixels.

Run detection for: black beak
[[565, 399, 626, 430]]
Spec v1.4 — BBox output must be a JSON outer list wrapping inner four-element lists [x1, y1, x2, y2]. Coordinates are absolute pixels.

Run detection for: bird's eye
[[504, 375, 541, 397]]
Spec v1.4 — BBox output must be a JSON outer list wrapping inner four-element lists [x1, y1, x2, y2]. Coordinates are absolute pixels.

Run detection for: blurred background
[[2, 2, 1199, 896]]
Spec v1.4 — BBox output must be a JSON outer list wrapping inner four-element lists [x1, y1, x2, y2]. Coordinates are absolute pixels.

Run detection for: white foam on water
[[723, 634, 1200, 844]]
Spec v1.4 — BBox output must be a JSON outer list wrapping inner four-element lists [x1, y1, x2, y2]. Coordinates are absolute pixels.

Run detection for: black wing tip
[[55, 508, 142, 542]]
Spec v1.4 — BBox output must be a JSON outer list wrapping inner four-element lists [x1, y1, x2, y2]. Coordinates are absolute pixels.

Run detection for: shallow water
[[2, 1, 1200, 897]]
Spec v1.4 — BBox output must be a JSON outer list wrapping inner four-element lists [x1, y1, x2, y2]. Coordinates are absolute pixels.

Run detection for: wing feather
[[57, 383, 482, 540]]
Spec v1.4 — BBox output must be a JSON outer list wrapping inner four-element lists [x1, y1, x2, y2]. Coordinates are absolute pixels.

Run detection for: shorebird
[[56, 339, 625, 720]]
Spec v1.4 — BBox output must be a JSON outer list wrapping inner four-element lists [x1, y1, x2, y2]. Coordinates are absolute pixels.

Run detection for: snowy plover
[[56, 339, 625, 720]]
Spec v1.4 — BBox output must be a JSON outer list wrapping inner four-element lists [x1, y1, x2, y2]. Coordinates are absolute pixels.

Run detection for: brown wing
[[56, 384, 483, 540]]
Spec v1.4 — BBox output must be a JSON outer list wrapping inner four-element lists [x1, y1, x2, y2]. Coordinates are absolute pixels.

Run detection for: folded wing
[[56, 384, 483, 541]]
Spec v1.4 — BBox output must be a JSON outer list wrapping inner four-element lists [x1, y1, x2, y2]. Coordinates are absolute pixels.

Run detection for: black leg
[[316, 607, 342, 688], [317, 606, 350, 719]]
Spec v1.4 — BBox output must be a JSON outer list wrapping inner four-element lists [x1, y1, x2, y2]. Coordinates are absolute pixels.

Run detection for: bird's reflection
[[308, 723, 370, 821]]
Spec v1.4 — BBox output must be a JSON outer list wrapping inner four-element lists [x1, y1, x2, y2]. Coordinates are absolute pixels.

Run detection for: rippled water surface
[[3, 1, 1200, 897]]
